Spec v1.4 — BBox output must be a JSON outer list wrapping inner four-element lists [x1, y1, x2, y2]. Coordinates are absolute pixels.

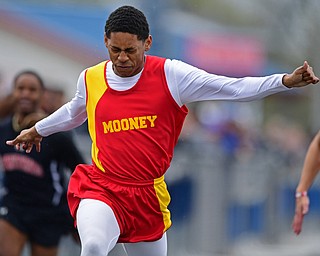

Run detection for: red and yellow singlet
[[68, 56, 188, 242]]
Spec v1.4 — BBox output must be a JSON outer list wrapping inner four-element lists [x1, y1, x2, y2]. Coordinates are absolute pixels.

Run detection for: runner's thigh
[[76, 199, 120, 255]]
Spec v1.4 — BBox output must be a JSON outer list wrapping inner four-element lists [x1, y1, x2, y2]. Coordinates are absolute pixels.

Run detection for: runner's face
[[13, 74, 43, 115], [105, 32, 152, 77]]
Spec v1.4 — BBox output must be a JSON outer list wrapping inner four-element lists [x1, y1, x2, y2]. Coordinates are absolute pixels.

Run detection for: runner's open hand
[[6, 126, 43, 153]]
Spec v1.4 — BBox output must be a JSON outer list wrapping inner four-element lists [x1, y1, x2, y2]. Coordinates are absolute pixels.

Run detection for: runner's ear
[[144, 35, 152, 52]]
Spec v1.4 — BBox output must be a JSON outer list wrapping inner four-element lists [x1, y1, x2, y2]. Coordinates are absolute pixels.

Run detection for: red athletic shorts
[[67, 164, 171, 243]]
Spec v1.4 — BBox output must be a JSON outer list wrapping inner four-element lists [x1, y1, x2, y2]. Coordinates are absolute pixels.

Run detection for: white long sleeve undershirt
[[35, 58, 288, 137]]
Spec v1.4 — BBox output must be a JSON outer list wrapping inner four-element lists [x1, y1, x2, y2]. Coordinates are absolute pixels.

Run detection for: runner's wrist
[[295, 191, 307, 198]]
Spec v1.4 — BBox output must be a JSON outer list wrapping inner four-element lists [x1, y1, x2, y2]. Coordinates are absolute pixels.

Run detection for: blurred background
[[1, 0, 320, 255]]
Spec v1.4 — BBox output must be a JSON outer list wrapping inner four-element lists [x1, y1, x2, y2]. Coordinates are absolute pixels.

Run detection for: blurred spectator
[[0, 70, 84, 256], [1, 83, 66, 119]]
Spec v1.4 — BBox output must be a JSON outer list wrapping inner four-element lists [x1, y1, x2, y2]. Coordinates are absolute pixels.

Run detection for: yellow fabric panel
[[154, 176, 172, 232], [85, 61, 108, 172]]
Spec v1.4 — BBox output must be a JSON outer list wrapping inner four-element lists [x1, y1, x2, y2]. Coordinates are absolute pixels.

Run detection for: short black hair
[[13, 70, 45, 89], [105, 5, 149, 41]]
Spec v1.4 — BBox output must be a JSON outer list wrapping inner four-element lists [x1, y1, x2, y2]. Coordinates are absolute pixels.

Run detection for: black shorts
[[0, 197, 75, 247]]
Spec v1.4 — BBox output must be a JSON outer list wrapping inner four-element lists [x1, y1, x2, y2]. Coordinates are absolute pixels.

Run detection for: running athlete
[[292, 130, 320, 235], [5, 5, 319, 256], [0, 71, 84, 256]]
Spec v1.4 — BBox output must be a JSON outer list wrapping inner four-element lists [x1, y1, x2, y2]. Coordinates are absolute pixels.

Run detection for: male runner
[[6, 5, 319, 256]]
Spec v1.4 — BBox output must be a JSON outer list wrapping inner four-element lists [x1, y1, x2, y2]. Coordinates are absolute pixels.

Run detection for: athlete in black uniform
[[0, 70, 84, 256]]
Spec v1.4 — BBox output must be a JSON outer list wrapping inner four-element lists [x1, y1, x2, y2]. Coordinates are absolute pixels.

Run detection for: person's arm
[[6, 71, 88, 153], [165, 60, 319, 106], [292, 131, 320, 235]]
